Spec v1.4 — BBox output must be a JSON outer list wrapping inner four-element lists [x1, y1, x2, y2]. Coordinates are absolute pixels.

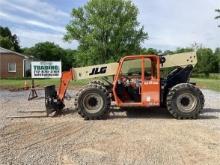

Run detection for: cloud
[[0, 0, 69, 23], [133, 0, 220, 50], [0, 0, 72, 47], [0, 11, 65, 33], [12, 28, 78, 49], [1, 0, 219, 50]]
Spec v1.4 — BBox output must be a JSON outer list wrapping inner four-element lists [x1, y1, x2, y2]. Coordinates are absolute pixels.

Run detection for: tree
[[141, 48, 161, 55], [163, 50, 174, 55], [195, 48, 218, 76], [24, 42, 74, 71], [175, 47, 194, 53], [214, 48, 220, 73], [214, 47, 220, 57], [64, 0, 148, 66], [215, 9, 220, 27], [191, 42, 203, 51], [65, 49, 77, 68], [0, 26, 21, 52]]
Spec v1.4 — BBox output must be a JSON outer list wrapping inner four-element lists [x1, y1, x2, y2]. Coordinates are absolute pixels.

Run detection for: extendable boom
[[161, 52, 197, 68], [57, 52, 197, 101]]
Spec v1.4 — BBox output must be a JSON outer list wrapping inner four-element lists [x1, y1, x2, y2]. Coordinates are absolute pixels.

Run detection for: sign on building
[[31, 61, 62, 78]]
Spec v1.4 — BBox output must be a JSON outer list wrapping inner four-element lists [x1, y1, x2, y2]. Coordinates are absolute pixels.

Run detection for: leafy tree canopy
[[195, 48, 219, 76], [23, 42, 75, 71], [0, 26, 21, 52], [141, 48, 161, 55], [64, 0, 148, 66]]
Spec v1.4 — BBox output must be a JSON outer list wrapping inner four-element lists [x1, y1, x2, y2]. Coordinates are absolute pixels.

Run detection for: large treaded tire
[[166, 83, 204, 119], [74, 84, 111, 120]]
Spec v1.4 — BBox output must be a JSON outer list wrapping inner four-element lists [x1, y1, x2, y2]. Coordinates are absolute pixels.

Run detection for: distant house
[[0, 47, 33, 78]]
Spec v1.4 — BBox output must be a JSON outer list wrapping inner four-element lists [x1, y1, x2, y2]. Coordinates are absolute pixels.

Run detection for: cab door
[[141, 57, 160, 106]]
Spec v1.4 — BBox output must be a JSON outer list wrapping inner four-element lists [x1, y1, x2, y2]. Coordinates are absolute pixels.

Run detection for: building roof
[[0, 46, 29, 58]]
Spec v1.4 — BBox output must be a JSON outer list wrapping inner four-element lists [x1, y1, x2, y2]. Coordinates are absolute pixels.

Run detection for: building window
[[8, 63, 16, 72]]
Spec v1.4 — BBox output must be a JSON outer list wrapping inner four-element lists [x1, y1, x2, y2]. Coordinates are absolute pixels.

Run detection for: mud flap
[[45, 85, 65, 116]]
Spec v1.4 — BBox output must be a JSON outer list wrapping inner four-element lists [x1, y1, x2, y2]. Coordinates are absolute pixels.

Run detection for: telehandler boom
[[45, 52, 204, 119]]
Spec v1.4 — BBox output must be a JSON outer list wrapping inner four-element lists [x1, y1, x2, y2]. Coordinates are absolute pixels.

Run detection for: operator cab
[[113, 55, 160, 107]]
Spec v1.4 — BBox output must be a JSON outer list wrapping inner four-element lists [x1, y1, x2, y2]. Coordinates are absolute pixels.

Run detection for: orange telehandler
[[44, 52, 204, 119]]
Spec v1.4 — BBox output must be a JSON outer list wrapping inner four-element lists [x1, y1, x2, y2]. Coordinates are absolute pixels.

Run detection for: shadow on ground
[[109, 107, 172, 119], [109, 107, 219, 120], [198, 108, 220, 119], [202, 108, 220, 113]]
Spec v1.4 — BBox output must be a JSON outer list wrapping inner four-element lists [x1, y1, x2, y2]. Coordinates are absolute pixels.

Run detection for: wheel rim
[[176, 93, 197, 112], [82, 93, 104, 113]]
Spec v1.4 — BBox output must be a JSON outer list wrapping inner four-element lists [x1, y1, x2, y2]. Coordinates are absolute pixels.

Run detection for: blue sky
[[0, 0, 219, 50]]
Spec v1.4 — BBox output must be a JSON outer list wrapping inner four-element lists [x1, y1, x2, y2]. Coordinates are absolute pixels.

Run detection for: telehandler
[[45, 52, 204, 119]]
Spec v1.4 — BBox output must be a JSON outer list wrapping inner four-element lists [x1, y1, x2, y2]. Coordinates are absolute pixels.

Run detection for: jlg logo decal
[[89, 67, 107, 75]]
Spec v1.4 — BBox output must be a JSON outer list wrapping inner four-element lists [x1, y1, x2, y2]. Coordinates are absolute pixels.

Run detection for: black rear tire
[[74, 84, 111, 120], [166, 83, 204, 119]]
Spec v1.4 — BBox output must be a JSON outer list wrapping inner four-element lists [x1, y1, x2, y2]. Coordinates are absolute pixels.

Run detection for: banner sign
[[31, 61, 62, 78]]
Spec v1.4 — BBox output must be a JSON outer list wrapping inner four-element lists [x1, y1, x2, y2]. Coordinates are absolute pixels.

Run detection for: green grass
[[191, 73, 220, 79], [0, 78, 90, 90], [1, 77, 220, 92], [190, 78, 220, 92]]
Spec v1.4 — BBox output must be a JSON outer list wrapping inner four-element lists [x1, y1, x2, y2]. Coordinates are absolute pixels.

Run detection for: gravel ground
[[0, 89, 220, 165]]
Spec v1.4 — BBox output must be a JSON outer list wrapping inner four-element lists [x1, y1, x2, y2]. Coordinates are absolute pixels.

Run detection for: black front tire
[[166, 83, 204, 119], [74, 84, 111, 120]]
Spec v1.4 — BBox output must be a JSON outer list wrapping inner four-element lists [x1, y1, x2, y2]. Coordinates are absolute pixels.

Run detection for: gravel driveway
[[0, 89, 220, 165]]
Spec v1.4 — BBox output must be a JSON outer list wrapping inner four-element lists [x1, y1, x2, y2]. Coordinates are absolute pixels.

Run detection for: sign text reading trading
[[34, 65, 59, 70]]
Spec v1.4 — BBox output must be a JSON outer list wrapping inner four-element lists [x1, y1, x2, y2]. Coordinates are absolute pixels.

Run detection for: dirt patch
[[0, 89, 220, 164]]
